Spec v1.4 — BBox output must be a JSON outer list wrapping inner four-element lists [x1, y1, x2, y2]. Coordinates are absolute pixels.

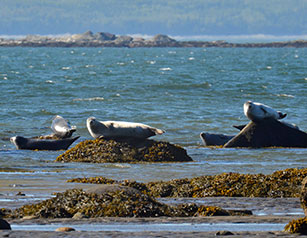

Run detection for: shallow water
[[0, 47, 306, 209], [10, 222, 286, 232]]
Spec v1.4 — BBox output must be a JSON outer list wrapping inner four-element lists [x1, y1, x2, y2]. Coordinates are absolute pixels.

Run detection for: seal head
[[51, 115, 76, 138]]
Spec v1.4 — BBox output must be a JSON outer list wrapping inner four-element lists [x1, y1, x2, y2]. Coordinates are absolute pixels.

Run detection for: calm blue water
[[0, 47, 306, 204]]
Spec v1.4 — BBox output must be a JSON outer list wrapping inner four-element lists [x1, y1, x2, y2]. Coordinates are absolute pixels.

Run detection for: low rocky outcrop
[[1, 31, 306, 48], [285, 178, 307, 234], [56, 138, 193, 163], [224, 118, 307, 148], [4, 185, 250, 219], [68, 168, 307, 198]]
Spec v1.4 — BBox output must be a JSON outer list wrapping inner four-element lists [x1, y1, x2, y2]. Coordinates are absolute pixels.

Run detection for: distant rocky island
[[1, 31, 306, 48]]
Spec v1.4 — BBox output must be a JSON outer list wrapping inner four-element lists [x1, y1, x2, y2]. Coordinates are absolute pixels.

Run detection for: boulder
[[71, 31, 95, 41], [301, 177, 307, 216], [149, 34, 176, 43], [285, 217, 307, 234], [56, 138, 193, 163], [224, 118, 307, 148], [86, 184, 142, 196], [94, 32, 116, 41], [0, 219, 11, 230]]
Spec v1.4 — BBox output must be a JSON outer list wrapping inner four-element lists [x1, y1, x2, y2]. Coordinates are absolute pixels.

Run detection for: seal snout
[[10, 136, 16, 143]]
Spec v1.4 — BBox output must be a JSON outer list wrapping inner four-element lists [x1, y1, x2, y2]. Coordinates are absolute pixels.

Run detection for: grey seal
[[244, 101, 287, 122], [10, 136, 80, 150], [86, 117, 165, 139]]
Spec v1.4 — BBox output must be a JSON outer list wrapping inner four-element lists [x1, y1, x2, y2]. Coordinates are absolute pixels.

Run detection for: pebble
[[55, 227, 75, 232]]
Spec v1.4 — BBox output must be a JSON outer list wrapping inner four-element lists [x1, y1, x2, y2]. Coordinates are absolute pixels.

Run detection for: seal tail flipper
[[154, 128, 165, 135], [233, 124, 246, 131], [278, 112, 287, 119]]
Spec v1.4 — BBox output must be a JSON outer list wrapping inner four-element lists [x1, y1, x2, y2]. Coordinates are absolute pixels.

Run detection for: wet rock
[[56, 138, 192, 163], [0, 219, 11, 230], [55, 227, 75, 232], [224, 118, 307, 148], [72, 212, 87, 219], [284, 217, 307, 235], [86, 184, 142, 196], [216, 230, 234, 236], [301, 177, 307, 216]]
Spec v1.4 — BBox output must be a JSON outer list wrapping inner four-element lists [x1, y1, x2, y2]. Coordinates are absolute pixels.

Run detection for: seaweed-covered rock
[[285, 217, 307, 235], [68, 168, 307, 198], [195, 205, 230, 216], [6, 185, 247, 219], [10, 186, 173, 218], [301, 177, 307, 216], [56, 138, 192, 163], [224, 119, 307, 148]]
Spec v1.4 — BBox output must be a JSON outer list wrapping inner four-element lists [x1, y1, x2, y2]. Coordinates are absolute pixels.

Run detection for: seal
[[86, 117, 165, 139], [200, 132, 233, 146], [243, 101, 287, 122], [233, 122, 299, 131], [10, 136, 80, 150], [51, 115, 76, 138]]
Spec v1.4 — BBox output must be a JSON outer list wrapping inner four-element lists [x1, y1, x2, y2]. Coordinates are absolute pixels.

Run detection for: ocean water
[[0, 47, 306, 204]]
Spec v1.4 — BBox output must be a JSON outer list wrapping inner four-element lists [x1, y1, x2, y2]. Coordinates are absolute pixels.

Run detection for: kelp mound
[[4, 185, 250, 219], [68, 168, 307, 198], [285, 217, 307, 235], [56, 138, 192, 163], [301, 177, 307, 216]]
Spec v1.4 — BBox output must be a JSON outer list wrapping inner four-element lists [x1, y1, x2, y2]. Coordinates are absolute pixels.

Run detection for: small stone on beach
[[55, 227, 75, 232]]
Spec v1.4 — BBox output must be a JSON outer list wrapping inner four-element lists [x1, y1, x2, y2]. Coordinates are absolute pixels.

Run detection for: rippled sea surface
[[0, 47, 306, 201]]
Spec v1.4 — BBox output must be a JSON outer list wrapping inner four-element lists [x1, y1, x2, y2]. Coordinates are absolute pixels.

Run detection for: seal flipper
[[233, 124, 246, 131], [278, 112, 287, 119]]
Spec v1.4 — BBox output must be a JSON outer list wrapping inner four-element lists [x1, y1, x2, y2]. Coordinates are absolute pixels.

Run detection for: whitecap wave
[[73, 97, 105, 101], [276, 94, 295, 98], [160, 67, 172, 71]]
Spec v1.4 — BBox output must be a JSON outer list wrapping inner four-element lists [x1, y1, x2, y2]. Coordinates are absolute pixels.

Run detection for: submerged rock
[[56, 138, 192, 163], [224, 118, 307, 148]]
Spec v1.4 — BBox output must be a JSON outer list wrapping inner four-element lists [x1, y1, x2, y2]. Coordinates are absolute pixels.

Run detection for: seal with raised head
[[51, 115, 76, 139], [10, 136, 80, 150], [243, 101, 287, 122], [86, 117, 165, 139]]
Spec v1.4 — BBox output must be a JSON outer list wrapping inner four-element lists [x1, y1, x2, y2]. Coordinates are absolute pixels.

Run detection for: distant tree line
[[1, 0, 306, 35]]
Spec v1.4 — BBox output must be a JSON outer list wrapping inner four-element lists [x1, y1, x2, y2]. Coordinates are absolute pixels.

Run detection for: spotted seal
[[86, 117, 165, 139], [10, 136, 80, 150], [243, 101, 287, 122]]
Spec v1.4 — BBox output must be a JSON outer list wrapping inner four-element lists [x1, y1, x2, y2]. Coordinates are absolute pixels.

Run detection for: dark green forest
[[1, 0, 306, 35]]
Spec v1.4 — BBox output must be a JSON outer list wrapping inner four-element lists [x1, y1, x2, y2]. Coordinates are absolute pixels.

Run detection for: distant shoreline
[[1, 31, 306, 48]]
